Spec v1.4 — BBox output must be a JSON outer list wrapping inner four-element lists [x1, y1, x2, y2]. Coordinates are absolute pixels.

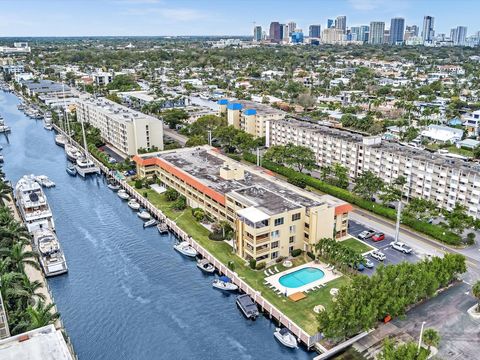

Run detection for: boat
[[117, 189, 130, 200], [236, 294, 259, 320], [212, 276, 238, 291], [66, 163, 77, 176], [33, 229, 68, 277], [75, 156, 99, 177], [14, 175, 55, 233], [65, 144, 82, 162], [55, 134, 66, 147], [43, 115, 53, 130], [137, 210, 151, 220], [196, 258, 215, 274], [143, 219, 157, 228], [0, 155, 3, 163], [107, 182, 121, 191], [173, 241, 198, 258], [35, 175, 55, 188], [157, 222, 168, 234], [127, 199, 141, 210], [273, 328, 298, 349]]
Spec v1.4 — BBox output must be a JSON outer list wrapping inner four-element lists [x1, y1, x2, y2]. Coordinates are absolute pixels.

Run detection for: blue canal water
[[0, 91, 316, 360]]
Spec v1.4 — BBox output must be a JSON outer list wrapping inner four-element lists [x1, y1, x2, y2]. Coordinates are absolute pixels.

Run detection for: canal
[[0, 91, 315, 360]]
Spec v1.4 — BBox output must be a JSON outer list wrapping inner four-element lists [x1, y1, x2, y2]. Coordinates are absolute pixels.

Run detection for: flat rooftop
[[138, 146, 345, 215], [0, 325, 73, 360]]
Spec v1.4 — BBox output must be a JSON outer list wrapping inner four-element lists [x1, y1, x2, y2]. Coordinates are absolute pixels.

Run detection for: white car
[[358, 230, 375, 240], [390, 241, 413, 254], [363, 257, 375, 268], [370, 250, 386, 261]]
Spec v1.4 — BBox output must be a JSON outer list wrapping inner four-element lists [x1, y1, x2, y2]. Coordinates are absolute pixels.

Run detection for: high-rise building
[[422, 16, 435, 43], [253, 26, 262, 42], [451, 26, 468, 46], [351, 25, 370, 42], [335, 16, 347, 33], [368, 21, 385, 45], [269, 22, 281, 42], [309, 25, 321, 38], [404, 25, 419, 40], [321, 28, 344, 44], [288, 21, 296, 35], [389, 17, 405, 45], [327, 19, 334, 29], [291, 31, 304, 44], [280, 24, 288, 41]]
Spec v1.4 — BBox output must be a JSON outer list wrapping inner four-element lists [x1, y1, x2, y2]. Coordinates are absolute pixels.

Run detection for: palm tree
[[0, 221, 30, 247], [0, 181, 11, 206], [423, 328, 440, 352], [472, 281, 480, 312], [0, 242, 39, 273], [12, 300, 60, 333], [19, 274, 46, 304]]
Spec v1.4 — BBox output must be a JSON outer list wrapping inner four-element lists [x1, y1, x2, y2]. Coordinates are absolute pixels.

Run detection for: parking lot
[[348, 220, 421, 276]]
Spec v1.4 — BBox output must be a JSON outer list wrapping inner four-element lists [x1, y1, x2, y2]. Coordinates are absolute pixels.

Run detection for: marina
[[0, 90, 314, 359]]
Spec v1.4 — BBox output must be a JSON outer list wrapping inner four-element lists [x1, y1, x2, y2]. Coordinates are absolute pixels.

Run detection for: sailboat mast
[[62, 82, 71, 138]]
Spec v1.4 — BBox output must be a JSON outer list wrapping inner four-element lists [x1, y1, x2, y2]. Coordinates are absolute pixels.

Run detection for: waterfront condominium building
[[389, 17, 405, 45], [217, 99, 285, 138], [422, 16, 435, 43], [133, 146, 352, 264], [266, 118, 480, 219], [321, 28, 345, 44], [269, 22, 281, 42], [368, 22, 385, 45], [253, 25, 262, 42], [309, 25, 321, 38], [335, 16, 347, 33], [76, 96, 164, 157]]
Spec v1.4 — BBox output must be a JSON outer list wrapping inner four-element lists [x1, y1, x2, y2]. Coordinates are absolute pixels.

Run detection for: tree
[[443, 203, 475, 233], [173, 195, 186, 210], [162, 109, 188, 129], [232, 131, 256, 153], [281, 144, 316, 172], [379, 339, 428, 360], [13, 300, 60, 333], [353, 171, 385, 200], [422, 328, 440, 352], [0, 181, 12, 206], [403, 198, 439, 223], [472, 281, 480, 312], [185, 135, 207, 147], [0, 242, 39, 273], [297, 93, 316, 109], [165, 188, 179, 201]]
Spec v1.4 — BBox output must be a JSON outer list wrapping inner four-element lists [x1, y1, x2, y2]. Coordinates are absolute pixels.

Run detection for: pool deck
[[265, 261, 340, 297]]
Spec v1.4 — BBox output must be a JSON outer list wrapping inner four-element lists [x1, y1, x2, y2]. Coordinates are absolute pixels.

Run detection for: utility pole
[[418, 321, 426, 353], [256, 147, 260, 166], [207, 130, 212, 146], [394, 200, 402, 242]]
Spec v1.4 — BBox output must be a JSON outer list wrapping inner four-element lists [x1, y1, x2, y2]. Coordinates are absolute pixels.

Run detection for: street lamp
[[417, 321, 426, 353]]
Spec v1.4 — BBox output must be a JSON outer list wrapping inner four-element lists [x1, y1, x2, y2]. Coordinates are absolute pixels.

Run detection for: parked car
[[358, 230, 375, 240], [363, 257, 375, 268], [370, 250, 386, 261], [349, 262, 365, 271], [390, 241, 413, 254], [371, 232, 385, 242]]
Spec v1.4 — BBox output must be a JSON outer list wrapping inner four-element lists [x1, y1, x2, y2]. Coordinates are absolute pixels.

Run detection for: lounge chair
[[264, 270, 270, 276], [268, 269, 274, 275], [274, 266, 279, 273]]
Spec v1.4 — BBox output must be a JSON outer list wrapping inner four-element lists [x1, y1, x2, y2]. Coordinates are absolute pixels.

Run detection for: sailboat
[[75, 120, 100, 177]]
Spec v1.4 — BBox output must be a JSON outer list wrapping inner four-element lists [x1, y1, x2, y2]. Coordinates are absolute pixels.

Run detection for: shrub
[[275, 256, 285, 263], [227, 261, 236, 271], [165, 187, 179, 201], [143, 191, 148, 198], [208, 232, 224, 241], [134, 179, 143, 189], [256, 262, 266, 270], [192, 208, 206, 222], [291, 249, 302, 257], [466, 232, 476, 245], [288, 176, 307, 189], [173, 195, 186, 210], [249, 258, 257, 269], [307, 251, 316, 260]]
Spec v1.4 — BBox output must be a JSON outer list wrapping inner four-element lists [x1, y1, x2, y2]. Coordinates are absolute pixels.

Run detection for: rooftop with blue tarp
[[244, 109, 257, 115], [227, 103, 242, 110], [217, 99, 228, 105]]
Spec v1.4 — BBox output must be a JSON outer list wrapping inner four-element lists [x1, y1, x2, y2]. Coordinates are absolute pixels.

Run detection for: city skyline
[[0, 0, 479, 37]]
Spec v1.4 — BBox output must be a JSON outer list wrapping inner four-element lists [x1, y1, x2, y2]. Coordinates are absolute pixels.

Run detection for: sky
[[0, 0, 479, 37]]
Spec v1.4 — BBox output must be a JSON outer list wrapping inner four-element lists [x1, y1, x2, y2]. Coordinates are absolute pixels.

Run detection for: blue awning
[[219, 276, 231, 283]]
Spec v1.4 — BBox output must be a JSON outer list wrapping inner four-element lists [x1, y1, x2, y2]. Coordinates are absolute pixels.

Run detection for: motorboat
[[143, 219, 157, 228], [236, 294, 259, 320], [128, 199, 141, 211], [33, 229, 68, 277], [273, 328, 298, 349], [43, 116, 53, 130], [117, 189, 130, 200], [157, 222, 168, 234], [196, 258, 215, 274], [173, 241, 198, 258], [14, 175, 55, 233], [75, 156, 99, 177], [66, 163, 77, 176], [35, 175, 55, 188], [55, 134, 66, 147], [0, 155, 3, 163], [107, 182, 121, 191], [137, 210, 151, 220], [212, 276, 238, 291], [65, 144, 82, 162]]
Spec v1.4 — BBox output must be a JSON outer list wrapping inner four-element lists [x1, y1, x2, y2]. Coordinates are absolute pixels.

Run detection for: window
[[271, 241, 279, 249], [289, 246, 294, 253], [291, 213, 301, 221], [289, 225, 296, 233], [271, 251, 279, 259], [274, 217, 284, 226], [289, 236, 295, 243], [271, 230, 280, 238]]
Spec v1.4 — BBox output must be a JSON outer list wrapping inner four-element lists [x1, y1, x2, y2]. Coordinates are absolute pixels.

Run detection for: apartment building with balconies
[[267, 118, 480, 218], [76, 96, 163, 156], [133, 146, 352, 264]]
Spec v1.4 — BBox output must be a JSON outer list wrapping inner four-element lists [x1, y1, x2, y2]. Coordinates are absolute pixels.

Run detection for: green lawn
[[340, 238, 374, 254], [135, 186, 351, 334]]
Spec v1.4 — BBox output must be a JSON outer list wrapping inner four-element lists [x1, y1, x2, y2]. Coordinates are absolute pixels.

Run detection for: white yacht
[[197, 258, 215, 274], [75, 156, 99, 177], [212, 276, 238, 291], [43, 115, 53, 130], [55, 134, 66, 147], [173, 241, 198, 257], [273, 328, 298, 349], [65, 143, 81, 162], [137, 210, 151, 220], [14, 175, 54, 233], [117, 189, 130, 200], [33, 229, 68, 277], [127, 199, 140, 210]]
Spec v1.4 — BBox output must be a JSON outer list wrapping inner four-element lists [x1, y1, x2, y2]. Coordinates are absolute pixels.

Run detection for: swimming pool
[[278, 267, 325, 288]]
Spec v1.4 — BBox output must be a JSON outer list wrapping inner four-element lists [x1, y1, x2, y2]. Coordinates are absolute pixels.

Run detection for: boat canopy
[[219, 276, 231, 283], [279, 328, 290, 335]]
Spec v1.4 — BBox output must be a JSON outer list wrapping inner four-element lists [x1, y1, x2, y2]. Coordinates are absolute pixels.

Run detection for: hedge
[[241, 153, 461, 246]]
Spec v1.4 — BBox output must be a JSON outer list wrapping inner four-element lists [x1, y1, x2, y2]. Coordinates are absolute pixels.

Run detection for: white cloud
[[123, 7, 208, 21]]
